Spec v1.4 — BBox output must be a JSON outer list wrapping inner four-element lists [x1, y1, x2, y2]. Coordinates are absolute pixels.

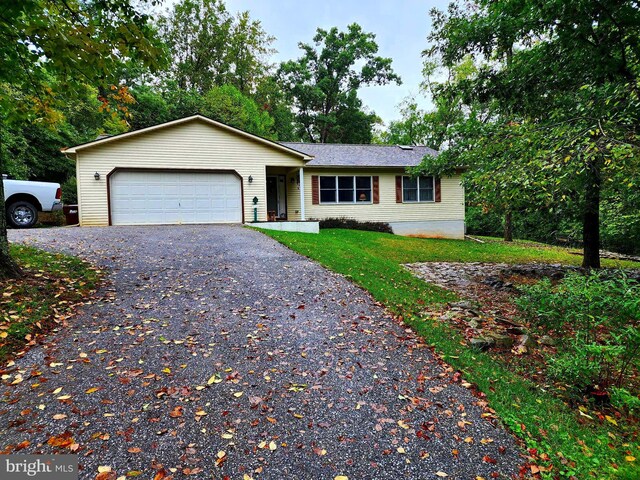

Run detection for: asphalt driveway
[[3, 225, 521, 479]]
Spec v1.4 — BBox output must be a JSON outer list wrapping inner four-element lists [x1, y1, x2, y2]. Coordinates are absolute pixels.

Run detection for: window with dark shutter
[[318, 176, 373, 204], [402, 176, 435, 202]]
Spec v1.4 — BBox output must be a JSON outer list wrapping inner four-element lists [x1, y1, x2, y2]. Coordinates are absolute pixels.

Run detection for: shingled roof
[[280, 142, 438, 168]]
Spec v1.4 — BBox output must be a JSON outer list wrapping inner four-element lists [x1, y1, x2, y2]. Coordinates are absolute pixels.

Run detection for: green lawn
[[0, 245, 100, 361], [261, 228, 640, 479]]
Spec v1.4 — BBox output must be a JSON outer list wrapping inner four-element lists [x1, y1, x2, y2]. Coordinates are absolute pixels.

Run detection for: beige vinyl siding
[[286, 171, 303, 221], [303, 168, 464, 222], [75, 120, 305, 226]]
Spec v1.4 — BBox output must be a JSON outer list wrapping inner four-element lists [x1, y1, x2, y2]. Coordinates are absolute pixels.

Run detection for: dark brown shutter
[[435, 177, 442, 202], [372, 176, 379, 204], [312, 175, 319, 205], [395, 176, 402, 203]]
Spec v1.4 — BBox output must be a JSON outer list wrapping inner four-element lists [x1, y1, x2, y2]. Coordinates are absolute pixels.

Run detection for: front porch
[[264, 166, 306, 222]]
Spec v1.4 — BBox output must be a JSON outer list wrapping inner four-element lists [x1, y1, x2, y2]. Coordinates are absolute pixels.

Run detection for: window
[[338, 176, 354, 202], [320, 176, 336, 203], [355, 176, 371, 202], [319, 176, 372, 204], [403, 176, 434, 202]]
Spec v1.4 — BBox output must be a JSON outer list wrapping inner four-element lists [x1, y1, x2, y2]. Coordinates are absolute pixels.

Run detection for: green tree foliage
[[279, 23, 400, 143], [160, 0, 274, 94], [417, 0, 640, 267], [128, 84, 276, 138], [0, 0, 164, 278], [1, 0, 164, 122], [127, 86, 172, 131], [378, 98, 431, 146], [200, 85, 275, 138], [379, 58, 473, 149], [253, 77, 297, 142]]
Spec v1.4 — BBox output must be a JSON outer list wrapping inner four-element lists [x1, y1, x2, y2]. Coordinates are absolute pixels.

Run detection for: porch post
[[299, 167, 305, 221]]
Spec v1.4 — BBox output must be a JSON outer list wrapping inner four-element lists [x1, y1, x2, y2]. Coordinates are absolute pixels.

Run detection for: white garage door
[[110, 170, 242, 225]]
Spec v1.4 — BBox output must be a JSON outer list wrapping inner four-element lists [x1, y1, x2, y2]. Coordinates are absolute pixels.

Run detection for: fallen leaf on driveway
[[215, 451, 227, 467], [169, 406, 183, 418], [48, 434, 74, 448], [152, 470, 166, 480], [96, 473, 116, 480]]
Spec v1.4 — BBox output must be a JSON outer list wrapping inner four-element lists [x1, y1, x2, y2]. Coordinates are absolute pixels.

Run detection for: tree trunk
[[582, 158, 601, 269], [503, 209, 513, 242], [0, 133, 22, 280], [0, 175, 22, 280]]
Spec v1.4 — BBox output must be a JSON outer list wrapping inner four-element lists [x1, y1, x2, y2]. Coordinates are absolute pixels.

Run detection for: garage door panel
[[110, 171, 242, 225]]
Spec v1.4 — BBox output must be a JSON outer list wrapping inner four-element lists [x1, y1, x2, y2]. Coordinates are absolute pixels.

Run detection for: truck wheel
[[7, 201, 38, 228]]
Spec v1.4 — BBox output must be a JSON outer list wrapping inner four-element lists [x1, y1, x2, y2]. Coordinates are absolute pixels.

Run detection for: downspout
[[299, 167, 305, 221]]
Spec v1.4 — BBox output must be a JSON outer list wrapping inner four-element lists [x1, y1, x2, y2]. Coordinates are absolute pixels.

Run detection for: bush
[[516, 272, 640, 336], [547, 347, 603, 391], [317, 217, 393, 234], [610, 387, 640, 415], [517, 272, 640, 397], [465, 206, 503, 237], [61, 177, 77, 204], [465, 204, 582, 246]]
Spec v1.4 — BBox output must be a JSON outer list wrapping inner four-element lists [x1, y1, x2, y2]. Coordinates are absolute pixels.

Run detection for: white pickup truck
[[2, 176, 63, 228]]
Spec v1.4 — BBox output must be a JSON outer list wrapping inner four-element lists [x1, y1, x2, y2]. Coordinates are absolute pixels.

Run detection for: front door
[[266, 175, 287, 220]]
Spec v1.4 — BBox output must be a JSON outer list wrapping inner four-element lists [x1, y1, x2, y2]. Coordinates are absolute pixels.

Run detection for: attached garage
[[109, 170, 242, 225], [62, 115, 311, 227]]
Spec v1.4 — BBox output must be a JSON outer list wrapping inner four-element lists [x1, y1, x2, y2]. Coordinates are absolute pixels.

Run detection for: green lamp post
[[252, 196, 258, 223]]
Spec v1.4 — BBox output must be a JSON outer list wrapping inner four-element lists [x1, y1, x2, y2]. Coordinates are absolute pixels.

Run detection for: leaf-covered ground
[[262, 228, 640, 479], [1, 244, 100, 361], [1, 226, 522, 480]]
